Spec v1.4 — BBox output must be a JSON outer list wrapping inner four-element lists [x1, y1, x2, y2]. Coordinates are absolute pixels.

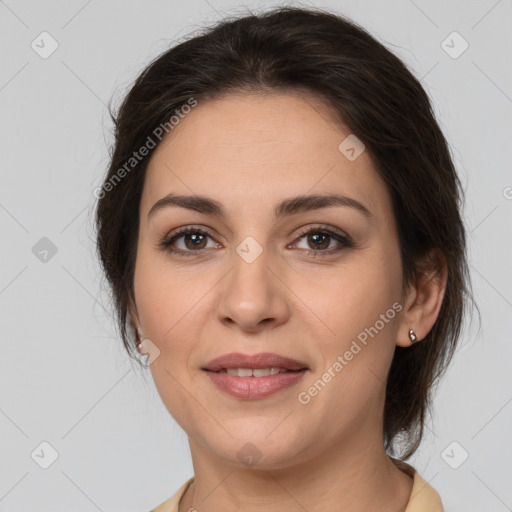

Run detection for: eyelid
[[158, 225, 220, 251], [159, 223, 353, 256], [292, 223, 352, 244]]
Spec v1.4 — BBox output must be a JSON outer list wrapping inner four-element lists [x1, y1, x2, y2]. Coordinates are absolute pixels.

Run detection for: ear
[[396, 249, 448, 347]]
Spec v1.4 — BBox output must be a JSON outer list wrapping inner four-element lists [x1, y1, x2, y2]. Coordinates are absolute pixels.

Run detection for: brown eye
[[182, 232, 208, 250], [306, 232, 331, 250], [160, 228, 219, 255], [291, 226, 353, 257]]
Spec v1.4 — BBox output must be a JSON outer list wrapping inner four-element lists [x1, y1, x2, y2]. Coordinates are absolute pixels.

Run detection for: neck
[[179, 428, 413, 512]]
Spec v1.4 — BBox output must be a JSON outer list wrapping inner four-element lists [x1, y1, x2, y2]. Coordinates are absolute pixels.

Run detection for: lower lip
[[204, 370, 307, 399]]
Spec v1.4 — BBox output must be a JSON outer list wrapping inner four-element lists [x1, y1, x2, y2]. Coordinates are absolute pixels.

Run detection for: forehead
[[141, 92, 391, 221]]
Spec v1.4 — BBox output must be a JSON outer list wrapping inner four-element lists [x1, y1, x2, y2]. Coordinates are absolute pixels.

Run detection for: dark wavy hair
[[95, 5, 475, 460]]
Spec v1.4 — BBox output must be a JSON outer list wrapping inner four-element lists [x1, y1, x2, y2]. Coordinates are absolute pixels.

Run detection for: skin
[[129, 91, 447, 512]]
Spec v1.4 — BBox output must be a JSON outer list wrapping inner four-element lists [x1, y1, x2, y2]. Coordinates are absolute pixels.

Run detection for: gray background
[[0, 0, 511, 510]]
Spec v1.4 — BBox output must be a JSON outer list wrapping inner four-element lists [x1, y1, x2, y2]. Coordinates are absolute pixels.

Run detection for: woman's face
[[132, 92, 406, 469]]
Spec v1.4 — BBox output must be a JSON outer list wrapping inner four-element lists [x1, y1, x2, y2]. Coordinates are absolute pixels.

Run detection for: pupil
[[309, 233, 329, 250], [185, 233, 206, 250]]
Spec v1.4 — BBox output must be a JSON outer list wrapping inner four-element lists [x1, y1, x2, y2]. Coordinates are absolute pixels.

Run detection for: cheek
[[134, 253, 207, 427], [133, 249, 198, 359], [294, 242, 403, 397], [299, 250, 401, 342]]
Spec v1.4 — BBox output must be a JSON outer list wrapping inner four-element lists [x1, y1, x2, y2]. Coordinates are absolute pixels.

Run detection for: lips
[[202, 352, 309, 399], [202, 352, 308, 372]]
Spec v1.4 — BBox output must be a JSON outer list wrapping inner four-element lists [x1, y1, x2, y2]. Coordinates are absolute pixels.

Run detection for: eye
[[159, 227, 220, 256], [159, 224, 353, 258], [290, 226, 352, 257]]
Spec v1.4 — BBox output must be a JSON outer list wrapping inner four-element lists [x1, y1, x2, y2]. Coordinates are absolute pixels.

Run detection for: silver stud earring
[[409, 329, 418, 343]]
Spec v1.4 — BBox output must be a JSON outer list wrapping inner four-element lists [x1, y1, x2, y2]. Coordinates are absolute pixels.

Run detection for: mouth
[[202, 352, 309, 399], [202, 352, 309, 373], [213, 367, 302, 377]]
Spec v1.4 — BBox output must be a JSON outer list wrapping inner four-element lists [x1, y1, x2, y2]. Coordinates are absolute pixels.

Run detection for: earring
[[409, 329, 418, 343]]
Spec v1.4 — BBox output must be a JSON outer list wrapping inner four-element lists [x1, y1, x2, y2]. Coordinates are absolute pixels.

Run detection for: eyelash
[[158, 224, 353, 258]]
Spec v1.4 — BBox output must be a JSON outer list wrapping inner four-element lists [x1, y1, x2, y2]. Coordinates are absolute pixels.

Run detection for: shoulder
[[149, 477, 195, 512], [395, 460, 443, 512], [147, 467, 443, 512]]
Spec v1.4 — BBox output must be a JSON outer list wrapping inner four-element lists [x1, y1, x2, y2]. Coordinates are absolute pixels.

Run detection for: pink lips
[[203, 352, 308, 372], [202, 352, 308, 400]]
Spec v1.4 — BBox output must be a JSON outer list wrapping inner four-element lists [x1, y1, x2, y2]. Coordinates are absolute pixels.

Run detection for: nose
[[216, 248, 291, 333]]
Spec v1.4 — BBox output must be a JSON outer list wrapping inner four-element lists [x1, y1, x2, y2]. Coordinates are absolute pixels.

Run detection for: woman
[[95, 6, 472, 511]]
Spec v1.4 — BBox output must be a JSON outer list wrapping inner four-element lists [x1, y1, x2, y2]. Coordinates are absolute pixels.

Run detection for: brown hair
[[95, 6, 475, 460]]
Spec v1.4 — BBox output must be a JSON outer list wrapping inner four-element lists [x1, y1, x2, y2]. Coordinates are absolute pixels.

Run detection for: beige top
[[149, 463, 443, 512]]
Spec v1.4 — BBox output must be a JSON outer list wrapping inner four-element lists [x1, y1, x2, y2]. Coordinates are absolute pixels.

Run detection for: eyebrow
[[148, 193, 373, 221]]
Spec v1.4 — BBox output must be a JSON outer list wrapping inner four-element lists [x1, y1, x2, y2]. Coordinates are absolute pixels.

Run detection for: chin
[[204, 430, 309, 471]]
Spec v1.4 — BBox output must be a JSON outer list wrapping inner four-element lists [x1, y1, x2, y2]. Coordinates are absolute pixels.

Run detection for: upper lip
[[203, 352, 308, 371]]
